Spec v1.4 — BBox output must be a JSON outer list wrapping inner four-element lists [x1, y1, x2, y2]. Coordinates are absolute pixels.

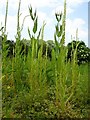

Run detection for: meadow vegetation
[[0, 0, 89, 119]]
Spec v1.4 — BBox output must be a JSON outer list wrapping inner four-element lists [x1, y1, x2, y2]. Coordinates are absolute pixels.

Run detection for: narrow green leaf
[[29, 5, 34, 21], [37, 28, 41, 39], [28, 27, 31, 39], [33, 17, 38, 34]]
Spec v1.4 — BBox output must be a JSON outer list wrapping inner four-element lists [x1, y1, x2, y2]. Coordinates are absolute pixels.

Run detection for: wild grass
[[1, 0, 89, 119]]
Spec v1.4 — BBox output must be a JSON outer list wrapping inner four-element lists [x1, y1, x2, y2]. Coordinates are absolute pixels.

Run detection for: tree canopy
[[1, 36, 90, 65], [67, 40, 90, 65]]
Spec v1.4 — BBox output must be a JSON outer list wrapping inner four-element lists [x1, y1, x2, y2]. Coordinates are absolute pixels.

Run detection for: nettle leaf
[[57, 32, 60, 37], [60, 32, 65, 46], [60, 12, 62, 20], [28, 27, 31, 39], [55, 25, 59, 33], [55, 13, 62, 22], [0, 27, 4, 31], [33, 17, 38, 34], [55, 25, 59, 37], [54, 33, 57, 42], [55, 39, 59, 49], [60, 25, 62, 33], [34, 9, 37, 20], [57, 25, 62, 37], [29, 6, 34, 21], [55, 23, 62, 38], [54, 33, 59, 50], [37, 28, 41, 39], [55, 13, 60, 22], [29, 5, 32, 13]]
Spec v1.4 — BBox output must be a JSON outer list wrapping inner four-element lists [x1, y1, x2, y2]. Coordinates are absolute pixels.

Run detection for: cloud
[[67, 0, 89, 7], [66, 18, 88, 45], [0, 0, 88, 46]]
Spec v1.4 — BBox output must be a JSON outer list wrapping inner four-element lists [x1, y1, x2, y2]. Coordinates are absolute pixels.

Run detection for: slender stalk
[[4, 0, 8, 33], [17, 0, 21, 39]]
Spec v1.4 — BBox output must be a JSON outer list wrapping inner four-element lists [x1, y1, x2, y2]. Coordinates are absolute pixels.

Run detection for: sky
[[0, 0, 89, 46]]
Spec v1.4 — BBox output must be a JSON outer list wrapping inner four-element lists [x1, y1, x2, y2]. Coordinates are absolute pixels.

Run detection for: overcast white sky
[[0, 0, 89, 46]]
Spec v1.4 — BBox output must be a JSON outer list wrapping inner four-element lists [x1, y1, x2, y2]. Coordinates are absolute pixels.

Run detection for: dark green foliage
[[5, 40, 15, 57], [67, 40, 90, 65], [3, 38, 90, 65], [2, 36, 55, 60], [2, 38, 29, 58]]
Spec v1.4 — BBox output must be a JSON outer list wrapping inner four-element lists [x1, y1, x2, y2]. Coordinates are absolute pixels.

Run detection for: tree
[[67, 40, 90, 65]]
